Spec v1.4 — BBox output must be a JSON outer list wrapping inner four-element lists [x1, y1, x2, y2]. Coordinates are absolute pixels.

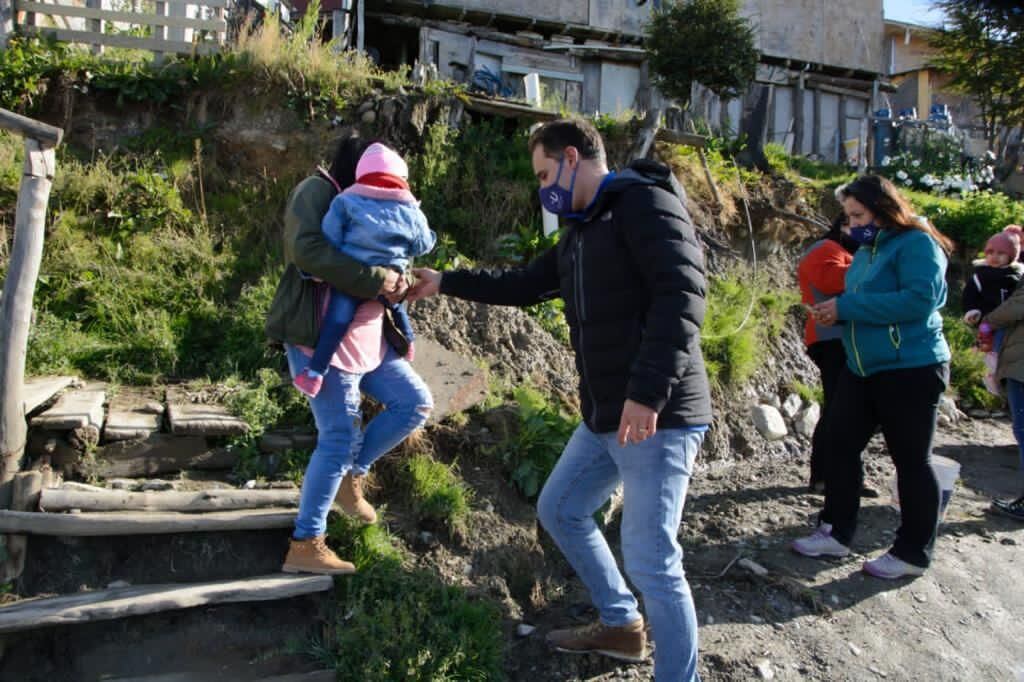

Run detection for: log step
[[40, 487, 302, 513], [0, 573, 333, 634], [0, 509, 297, 536], [108, 672, 335, 682]]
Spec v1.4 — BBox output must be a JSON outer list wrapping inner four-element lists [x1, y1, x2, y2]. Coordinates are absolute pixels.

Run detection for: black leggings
[[820, 363, 949, 567], [807, 339, 848, 486]]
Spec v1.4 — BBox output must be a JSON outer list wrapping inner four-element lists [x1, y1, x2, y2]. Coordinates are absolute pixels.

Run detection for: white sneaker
[[791, 523, 851, 558], [862, 552, 926, 579]]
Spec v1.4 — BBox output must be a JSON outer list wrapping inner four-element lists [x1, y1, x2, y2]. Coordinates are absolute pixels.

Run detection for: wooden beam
[[21, 25, 220, 55], [0, 471, 42, 581], [0, 109, 62, 147], [40, 487, 301, 513], [0, 573, 332, 634], [0, 509, 297, 535], [808, 82, 871, 100]]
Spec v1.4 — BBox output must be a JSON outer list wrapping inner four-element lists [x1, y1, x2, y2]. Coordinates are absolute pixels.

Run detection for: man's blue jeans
[[537, 424, 704, 682], [286, 344, 433, 539]]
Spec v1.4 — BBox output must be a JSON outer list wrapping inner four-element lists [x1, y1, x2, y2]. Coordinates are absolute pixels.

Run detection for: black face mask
[[827, 229, 860, 254]]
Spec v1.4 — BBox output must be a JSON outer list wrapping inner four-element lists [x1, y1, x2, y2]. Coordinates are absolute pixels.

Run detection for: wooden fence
[[13, 0, 226, 57]]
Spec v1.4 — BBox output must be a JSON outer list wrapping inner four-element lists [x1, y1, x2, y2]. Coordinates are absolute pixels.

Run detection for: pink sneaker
[[862, 552, 926, 580], [791, 523, 851, 558], [293, 369, 324, 398]]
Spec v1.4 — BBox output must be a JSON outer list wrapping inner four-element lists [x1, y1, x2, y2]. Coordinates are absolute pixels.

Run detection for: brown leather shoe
[[336, 472, 377, 523], [547, 617, 648, 662], [281, 535, 355, 575]]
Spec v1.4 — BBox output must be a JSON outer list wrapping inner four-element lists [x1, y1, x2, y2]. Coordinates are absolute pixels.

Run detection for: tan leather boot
[[281, 535, 355, 575], [547, 617, 648, 662], [336, 472, 377, 523]]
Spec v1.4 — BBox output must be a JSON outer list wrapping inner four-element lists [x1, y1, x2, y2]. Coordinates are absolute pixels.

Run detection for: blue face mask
[[849, 223, 879, 245], [538, 157, 578, 215]]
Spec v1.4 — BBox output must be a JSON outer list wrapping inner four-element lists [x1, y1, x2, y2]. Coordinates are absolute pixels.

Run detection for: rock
[[754, 659, 774, 680], [937, 414, 952, 427], [750, 614, 764, 624], [417, 531, 439, 548], [481, 499, 495, 513], [781, 393, 803, 419], [1001, 537, 1017, 546], [361, 109, 377, 124], [937, 394, 966, 423], [141, 401, 165, 415], [761, 394, 782, 409], [738, 558, 769, 576], [515, 623, 536, 637], [848, 641, 862, 656], [140, 479, 174, 491], [751, 405, 788, 440], [243, 480, 257, 489], [794, 403, 821, 438]]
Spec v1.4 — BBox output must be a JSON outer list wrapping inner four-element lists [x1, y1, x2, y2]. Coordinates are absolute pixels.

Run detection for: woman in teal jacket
[[792, 175, 954, 580]]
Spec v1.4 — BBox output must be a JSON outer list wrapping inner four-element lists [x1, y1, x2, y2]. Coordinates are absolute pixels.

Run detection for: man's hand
[[963, 309, 982, 326], [617, 399, 658, 446], [408, 268, 442, 302]]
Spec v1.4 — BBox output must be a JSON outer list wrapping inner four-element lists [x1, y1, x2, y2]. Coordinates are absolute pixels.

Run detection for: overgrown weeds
[[944, 314, 1003, 410], [401, 454, 472, 536], [491, 385, 575, 499]]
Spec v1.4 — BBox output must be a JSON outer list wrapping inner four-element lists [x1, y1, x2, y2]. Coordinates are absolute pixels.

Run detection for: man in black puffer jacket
[[410, 119, 710, 682]]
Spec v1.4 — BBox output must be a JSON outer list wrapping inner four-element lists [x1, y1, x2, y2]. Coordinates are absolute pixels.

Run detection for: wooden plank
[[30, 388, 104, 430], [16, 2, 227, 32], [0, 109, 62, 146], [0, 471, 43, 581], [22, 376, 75, 415], [656, 128, 708, 149], [0, 573, 332, 634], [463, 95, 558, 121], [21, 26, 220, 55], [0, 508, 297, 535], [103, 409, 161, 442], [167, 389, 248, 437], [40, 487, 301, 513]]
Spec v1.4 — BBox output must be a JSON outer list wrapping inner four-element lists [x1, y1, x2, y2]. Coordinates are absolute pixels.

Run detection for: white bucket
[[889, 454, 961, 520]]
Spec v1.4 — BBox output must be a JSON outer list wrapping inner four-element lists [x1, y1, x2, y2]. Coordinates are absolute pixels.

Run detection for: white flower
[[912, 159, 921, 167], [897, 170, 909, 180], [882, 156, 891, 167], [904, 178, 913, 186]]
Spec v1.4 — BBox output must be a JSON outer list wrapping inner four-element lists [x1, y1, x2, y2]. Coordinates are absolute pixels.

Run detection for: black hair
[[327, 134, 370, 192], [528, 118, 606, 163]]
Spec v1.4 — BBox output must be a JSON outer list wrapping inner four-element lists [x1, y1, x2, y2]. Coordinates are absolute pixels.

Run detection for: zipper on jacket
[[848, 238, 882, 377], [889, 323, 902, 350], [573, 230, 599, 425]]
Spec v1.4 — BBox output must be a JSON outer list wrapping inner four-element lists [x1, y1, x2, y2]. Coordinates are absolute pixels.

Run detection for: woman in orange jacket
[[797, 214, 858, 491]]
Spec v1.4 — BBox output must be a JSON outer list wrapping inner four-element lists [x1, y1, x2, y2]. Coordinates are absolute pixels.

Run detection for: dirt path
[[511, 417, 1024, 681]]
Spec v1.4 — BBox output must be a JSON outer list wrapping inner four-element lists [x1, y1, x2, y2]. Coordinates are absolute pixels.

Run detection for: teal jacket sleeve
[[836, 231, 947, 324]]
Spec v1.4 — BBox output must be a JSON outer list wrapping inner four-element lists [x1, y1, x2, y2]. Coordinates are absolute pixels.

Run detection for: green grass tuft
[[403, 454, 472, 535]]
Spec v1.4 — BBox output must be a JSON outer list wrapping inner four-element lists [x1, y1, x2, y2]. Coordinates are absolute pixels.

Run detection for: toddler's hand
[[963, 309, 982, 326]]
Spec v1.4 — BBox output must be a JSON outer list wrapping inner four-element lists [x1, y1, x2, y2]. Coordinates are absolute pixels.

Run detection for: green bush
[[926, 191, 1024, 254], [403, 454, 472, 534], [943, 315, 1003, 409], [701, 274, 797, 388], [323, 517, 504, 681], [493, 385, 576, 499]]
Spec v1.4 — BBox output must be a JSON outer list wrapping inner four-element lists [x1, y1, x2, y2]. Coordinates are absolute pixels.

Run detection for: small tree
[[644, 0, 759, 112], [930, 1, 1024, 156]]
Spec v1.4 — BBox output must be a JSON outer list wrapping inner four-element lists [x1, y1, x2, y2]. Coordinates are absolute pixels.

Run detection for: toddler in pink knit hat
[[963, 225, 1024, 393], [293, 142, 436, 398]]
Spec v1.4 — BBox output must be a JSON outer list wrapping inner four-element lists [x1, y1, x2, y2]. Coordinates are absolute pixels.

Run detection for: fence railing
[[13, 0, 227, 57]]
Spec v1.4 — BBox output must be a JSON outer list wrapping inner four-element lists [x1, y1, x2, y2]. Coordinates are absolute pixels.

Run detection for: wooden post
[[355, 0, 364, 53], [0, 110, 62, 511], [84, 0, 103, 54], [1, 471, 42, 581], [153, 0, 167, 64]]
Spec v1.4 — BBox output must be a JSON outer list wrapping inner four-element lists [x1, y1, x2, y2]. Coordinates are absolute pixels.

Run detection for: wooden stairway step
[[0, 508, 297, 536], [0, 573, 333, 634], [108, 671, 335, 682]]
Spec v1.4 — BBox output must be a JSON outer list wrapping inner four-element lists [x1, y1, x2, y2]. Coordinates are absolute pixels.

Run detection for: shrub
[[943, 315, 1003, 409], [494, 385, 576, 499], [928, 191, 1024, 253], [701, 274, 797, 388], [403, 454, 472, 535]]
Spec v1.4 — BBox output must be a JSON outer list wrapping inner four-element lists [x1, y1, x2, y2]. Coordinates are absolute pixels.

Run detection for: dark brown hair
[[836, 175, 954, 253], [527, 118, 606, 164]]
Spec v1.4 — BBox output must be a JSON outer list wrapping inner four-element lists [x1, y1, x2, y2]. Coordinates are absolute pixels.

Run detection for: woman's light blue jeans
[[285, 344, 433, 539], [537, 423, 704, 682]]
